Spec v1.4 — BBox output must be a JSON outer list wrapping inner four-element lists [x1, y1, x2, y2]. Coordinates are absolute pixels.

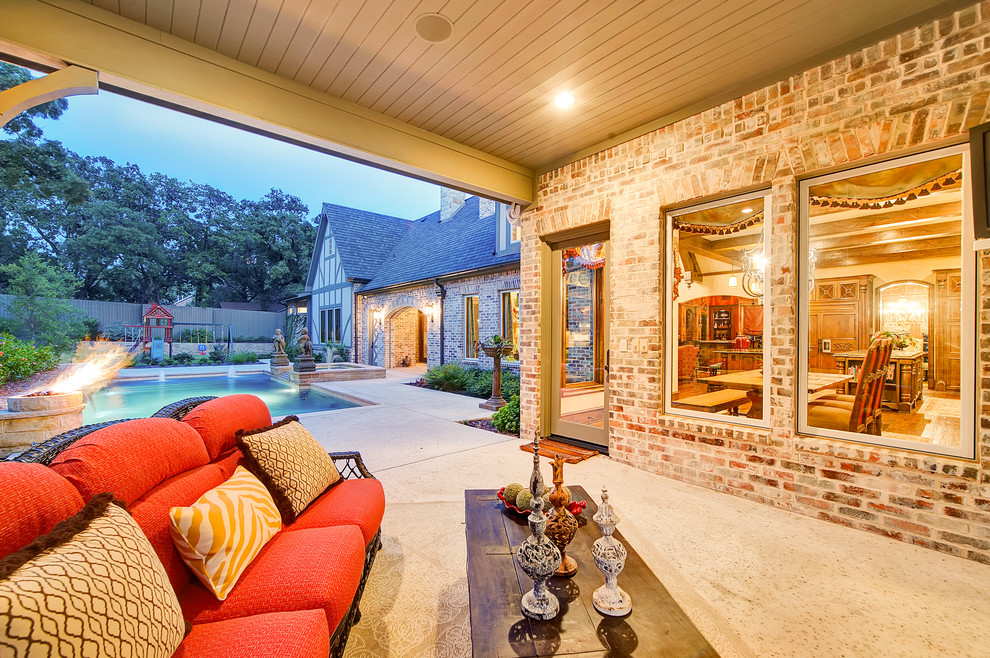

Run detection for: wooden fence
[[0, 295, 284, 339]]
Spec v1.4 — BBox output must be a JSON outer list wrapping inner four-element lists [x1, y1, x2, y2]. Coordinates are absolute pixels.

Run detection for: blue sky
[[35, 90, 441, 221]]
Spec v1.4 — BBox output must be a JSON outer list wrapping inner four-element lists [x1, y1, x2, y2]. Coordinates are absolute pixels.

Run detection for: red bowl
[[497, 487, 584, 517]]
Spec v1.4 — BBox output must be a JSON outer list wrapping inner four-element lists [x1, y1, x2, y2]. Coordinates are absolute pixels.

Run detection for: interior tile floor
[[301, 368, 989, 657]]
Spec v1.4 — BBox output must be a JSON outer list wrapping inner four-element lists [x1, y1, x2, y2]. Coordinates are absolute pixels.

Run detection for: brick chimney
[[440, 188, 467, 222]]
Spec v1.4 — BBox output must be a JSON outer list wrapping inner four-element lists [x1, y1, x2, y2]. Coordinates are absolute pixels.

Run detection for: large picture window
[[798, 145, 975, 459], [664, 192, 771, 427], [464, 295, 479, 359], [501, 290, 520, 361]]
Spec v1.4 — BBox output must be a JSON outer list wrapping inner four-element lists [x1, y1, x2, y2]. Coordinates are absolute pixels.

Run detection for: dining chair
[[807, 338, 889, 434]]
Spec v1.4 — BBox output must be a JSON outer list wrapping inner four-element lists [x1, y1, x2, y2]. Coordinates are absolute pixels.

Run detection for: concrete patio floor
[[298, 367, 990, 657]]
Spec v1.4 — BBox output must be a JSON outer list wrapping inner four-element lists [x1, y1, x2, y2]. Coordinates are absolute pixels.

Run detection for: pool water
[[83, 374, 360, 423]]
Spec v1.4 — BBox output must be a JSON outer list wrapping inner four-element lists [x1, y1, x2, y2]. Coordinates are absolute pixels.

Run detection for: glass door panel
[[551, 239, 609, 446]]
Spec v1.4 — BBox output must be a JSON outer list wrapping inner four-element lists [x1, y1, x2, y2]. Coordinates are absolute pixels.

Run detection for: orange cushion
[[131, 464, 228, 594], [182, 395, 272, 461], [173, 610, 330, 658], [50, 418, 209, 505], [290, 478, 385, 545], [179, 525, 365, 631], [0, 463, 84, 559]]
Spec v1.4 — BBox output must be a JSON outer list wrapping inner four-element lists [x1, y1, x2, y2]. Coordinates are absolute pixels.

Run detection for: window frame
[[319, 306, 342, 344], [797, 144, 976, 459], [464, 294, 480, 359], [663, 190, 772, 429], [500, 289, 520, 362]]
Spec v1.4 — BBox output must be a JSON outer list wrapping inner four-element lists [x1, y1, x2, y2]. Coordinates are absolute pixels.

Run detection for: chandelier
[[740, 233, 766, 299]]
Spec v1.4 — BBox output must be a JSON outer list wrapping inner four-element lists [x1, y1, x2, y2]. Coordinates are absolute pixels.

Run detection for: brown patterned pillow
[[235, 416, 341, 524], [0, 493, 187, 657]]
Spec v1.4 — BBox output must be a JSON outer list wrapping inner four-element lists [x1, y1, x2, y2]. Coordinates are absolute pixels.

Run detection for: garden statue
[[298, 328, 313, 356], [270, 328, 290, 368], [293, 329, 316, 373], [272, 328, 286, 354]]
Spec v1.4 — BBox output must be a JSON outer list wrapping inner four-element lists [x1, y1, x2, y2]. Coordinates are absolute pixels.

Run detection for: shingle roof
[[360, 196, 518, 292], [321, 203, 412, 281]]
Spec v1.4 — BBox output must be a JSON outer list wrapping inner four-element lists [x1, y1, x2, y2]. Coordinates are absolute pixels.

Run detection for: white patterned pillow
[[0, 493, 187, 657], [235, 416, 341, 524]]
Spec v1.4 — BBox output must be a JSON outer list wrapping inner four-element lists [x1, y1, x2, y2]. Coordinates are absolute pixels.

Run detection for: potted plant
[[478, 335, 514, 410], [480, 334, 514, 359]]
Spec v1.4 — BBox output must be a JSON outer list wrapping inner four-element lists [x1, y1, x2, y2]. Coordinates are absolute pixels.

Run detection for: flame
[[46, 341, 134, 395]]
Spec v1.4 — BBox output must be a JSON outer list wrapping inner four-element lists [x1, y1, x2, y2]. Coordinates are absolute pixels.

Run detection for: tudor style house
[[298, 189, 521, 369]]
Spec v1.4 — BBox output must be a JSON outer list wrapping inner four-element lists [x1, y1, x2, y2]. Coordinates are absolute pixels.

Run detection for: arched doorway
[[385, 306, 427, 368]]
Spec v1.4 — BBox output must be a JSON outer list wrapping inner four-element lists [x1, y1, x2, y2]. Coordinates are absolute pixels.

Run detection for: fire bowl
[[7, 391, 84, 413]]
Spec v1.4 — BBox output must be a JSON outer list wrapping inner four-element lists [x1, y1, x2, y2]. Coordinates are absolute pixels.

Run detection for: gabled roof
[[306, 204, 412, 289], [360, 196, 518, 293]]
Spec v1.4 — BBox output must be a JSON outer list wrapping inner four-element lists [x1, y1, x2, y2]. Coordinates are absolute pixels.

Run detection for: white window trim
[[797, 143, 976, 460], [663, 190, 772, 429]]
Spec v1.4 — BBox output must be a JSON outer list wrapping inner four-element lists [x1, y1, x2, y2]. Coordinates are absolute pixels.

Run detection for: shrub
[[313, 351, 326, 364], [81, 318, 100, 340], [327, 343, 349, 362], [464, 368, 519, 399], [492, 395, 520, 435], [501, 371, 520, 400], [465, 368, 493, 398], [99, 322, 127, 341], [208, 346, 230, 364], [171, 352, 196, 365], [423, 363, 471, 392], [231, 351, 258, 364], [0, 333, 59, 384]]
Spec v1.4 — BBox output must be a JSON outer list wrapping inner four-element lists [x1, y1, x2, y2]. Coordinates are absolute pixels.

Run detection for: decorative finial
[[591, 487, 631, 616]]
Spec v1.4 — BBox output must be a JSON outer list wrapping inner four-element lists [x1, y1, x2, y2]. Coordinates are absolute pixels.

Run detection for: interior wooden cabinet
[[933, 268, 962, 392], [807, 275, 875, 372]]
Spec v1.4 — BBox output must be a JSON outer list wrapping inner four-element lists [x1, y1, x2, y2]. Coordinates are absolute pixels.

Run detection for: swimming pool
[[83, 374, 361, 423]]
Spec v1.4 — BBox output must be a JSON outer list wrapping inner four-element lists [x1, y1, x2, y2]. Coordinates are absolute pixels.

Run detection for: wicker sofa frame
[[8, 396, 381, 658]]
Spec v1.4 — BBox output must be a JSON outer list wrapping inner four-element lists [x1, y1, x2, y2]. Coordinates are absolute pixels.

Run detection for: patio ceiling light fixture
[[554, 92, 575, 109]]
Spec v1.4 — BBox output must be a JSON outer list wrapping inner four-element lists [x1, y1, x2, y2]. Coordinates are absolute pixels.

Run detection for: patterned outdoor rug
[[519, 439, 598, 464]]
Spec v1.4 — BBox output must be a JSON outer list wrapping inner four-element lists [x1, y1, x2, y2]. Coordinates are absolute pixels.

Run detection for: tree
[[213, 189, 315, 306], [0, 252, 82, 354]]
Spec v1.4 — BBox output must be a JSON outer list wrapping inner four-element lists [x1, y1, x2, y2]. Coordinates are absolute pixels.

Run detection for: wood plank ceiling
[[79, 0, 961, 171], [683, 190, 962, 273]]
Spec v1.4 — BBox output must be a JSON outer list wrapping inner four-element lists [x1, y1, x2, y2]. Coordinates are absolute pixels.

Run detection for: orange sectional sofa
[[0, 394, 384, 658]]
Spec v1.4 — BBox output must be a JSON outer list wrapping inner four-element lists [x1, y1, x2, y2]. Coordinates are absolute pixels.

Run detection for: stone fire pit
[[0, 391, 85, 458]]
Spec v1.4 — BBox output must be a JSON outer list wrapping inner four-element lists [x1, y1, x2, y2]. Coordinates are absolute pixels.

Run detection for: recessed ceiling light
[[415, 13, 453, 43], [554, 92, 575, 108], [742, 207, 754, 213]]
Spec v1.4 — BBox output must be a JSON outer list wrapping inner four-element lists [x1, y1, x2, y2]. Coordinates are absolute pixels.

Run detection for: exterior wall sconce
[[372, 309, 383, 326], [425, 301, 440, 324]]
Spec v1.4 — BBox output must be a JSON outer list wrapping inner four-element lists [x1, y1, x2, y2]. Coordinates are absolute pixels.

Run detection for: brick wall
[[519, 2, 990, 562], [355, 268, 520, 369]]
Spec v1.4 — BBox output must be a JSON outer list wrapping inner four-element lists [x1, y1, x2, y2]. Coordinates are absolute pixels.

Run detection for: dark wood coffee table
[[465, 486, 719, 657]]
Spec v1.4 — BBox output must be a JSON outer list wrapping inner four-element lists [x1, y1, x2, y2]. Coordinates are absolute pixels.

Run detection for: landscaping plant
[[0, 332, 59, 384], [423, 363, 471, 391], [491, 395, 520, 435], [231, 351, 259, 364]]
